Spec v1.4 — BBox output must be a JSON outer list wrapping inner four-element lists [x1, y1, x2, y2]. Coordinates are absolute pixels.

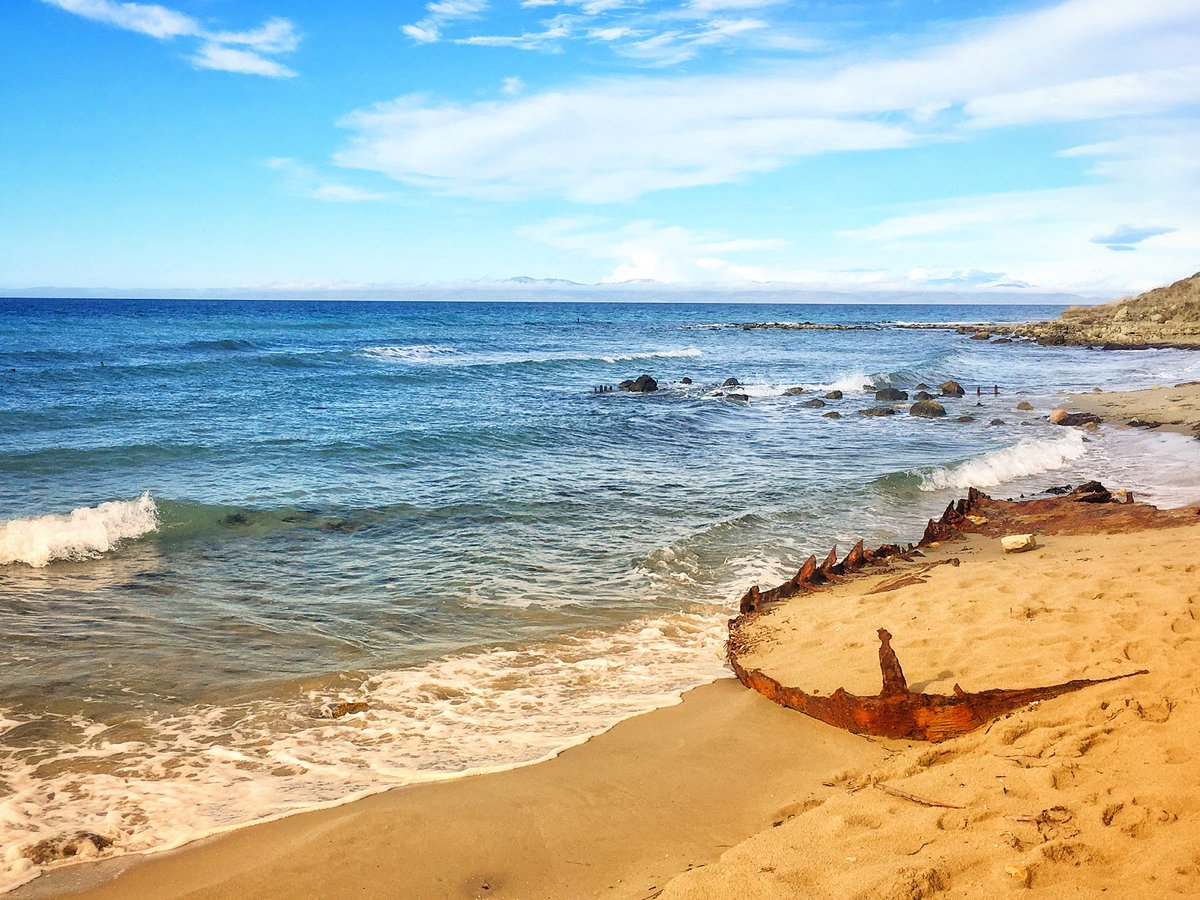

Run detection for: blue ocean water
[[3, 297, 1200, 889]]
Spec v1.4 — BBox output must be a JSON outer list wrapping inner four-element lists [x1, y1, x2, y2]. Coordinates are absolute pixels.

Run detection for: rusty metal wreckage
[[723, 482, 1200, 742]]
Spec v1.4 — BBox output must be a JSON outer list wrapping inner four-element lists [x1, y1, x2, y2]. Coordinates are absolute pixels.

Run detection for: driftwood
[[726, 483, 1179, 741], [730, 628, 1145, 742]]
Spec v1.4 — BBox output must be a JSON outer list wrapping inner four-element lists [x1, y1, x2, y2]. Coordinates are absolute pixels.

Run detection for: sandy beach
[[7, 381, 1191, 899]]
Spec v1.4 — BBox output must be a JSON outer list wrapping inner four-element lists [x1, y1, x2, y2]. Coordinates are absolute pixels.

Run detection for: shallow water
[[3, 298, 1200, 890]]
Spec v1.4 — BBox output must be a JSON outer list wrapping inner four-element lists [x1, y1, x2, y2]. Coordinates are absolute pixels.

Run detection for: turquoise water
[[3, 298, 1200, 890]]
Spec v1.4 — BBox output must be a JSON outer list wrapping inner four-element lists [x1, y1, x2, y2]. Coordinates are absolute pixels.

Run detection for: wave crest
[[0, 493, 159, 568], [919, 431, 1087, 491]]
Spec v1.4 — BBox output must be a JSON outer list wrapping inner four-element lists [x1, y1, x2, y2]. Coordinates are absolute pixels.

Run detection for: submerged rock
[[822, 411, 842, 419], [956, 415, 976, 423], [723, 377, 741, 387], [803, 398, 826, 408], [859, 406, 897, 417], [914, 390, 934, 401], [26, 832, 113, 865], [783, 386, 808, 396], [990, 418, 1006, 425], [680, 377, 693, 385], [909, 400, 947, 418]]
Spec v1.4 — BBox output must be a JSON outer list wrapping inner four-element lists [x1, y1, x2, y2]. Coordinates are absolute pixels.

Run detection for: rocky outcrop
[[1004, 272, 1200, 348], [620, 374, 659, 392], [909, 400, 947, 418]]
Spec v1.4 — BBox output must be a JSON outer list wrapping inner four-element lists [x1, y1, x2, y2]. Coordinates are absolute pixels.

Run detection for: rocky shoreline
[[718, 272, 1200, 351]]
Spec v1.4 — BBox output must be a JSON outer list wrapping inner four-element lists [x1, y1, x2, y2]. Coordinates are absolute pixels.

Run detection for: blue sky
[[1, 0, 1198, 295]]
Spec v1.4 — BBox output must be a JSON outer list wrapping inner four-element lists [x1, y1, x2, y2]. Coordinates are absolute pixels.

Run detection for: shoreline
[[12, 380, 1200, 899]]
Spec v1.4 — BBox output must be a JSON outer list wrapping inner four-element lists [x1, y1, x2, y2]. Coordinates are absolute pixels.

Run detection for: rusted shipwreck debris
[[727, 482, 1172, 742], [730, 628, 1145, 742]]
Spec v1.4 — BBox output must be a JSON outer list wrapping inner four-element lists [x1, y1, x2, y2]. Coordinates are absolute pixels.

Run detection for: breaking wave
[[0, 494, 160, 568], [364, 345, 701, 367], [918, 431, 1088, 491]]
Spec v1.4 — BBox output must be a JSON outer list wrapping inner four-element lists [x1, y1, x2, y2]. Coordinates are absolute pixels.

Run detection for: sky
[[1, 0, 1198, 296]]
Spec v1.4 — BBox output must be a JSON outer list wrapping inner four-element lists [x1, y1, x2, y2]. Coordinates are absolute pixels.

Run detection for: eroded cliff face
[[1012, 271, 1200, 347]]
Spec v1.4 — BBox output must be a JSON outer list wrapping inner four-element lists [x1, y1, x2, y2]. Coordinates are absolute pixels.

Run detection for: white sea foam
[[363, 344, 456, 362], [364, 345, 701, 367], [920, 430, 1088, 491], [0, 494, 159, 568], [0, 610, 730, 892], [821, 371, 873, 394]]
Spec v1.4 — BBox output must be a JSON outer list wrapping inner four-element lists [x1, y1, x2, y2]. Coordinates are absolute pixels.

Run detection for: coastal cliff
[[1012, 271, 1200, 347]]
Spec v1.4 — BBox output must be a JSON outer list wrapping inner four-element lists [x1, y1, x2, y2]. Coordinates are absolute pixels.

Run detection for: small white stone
[[1001, 534, 1038, 553]]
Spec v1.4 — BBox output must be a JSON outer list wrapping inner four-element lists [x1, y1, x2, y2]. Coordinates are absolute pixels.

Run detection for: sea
[[3, 297, 1200, 891]]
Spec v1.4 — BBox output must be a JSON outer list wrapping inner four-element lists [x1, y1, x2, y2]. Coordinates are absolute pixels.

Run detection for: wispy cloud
[[1090, 224, 1178, 251], [402, 0, 489, 44], [266, 158, 394, 203], [336, 0, 1200, 204], [42, 0, 300, 76]]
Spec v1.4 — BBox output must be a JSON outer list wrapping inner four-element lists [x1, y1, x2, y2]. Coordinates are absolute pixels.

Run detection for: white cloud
[[41, 0, 300, 77], [501, 76, 526, 95], [520, 218, 785, 283], [192, 43, 295, 78], [334, 0, 1200, 202], [266, 158, 393, 203], [402, 0, 488, 44]]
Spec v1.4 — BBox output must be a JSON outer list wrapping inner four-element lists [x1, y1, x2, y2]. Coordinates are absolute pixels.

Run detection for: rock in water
[[859, 406, 897, 417], [622, 374, 659, 393], [956, 415, 976, 423], [726, 392, 750, 402], [971, 331, 991, 340], [913, 390, 933, 401], [783, 386, 808, 395], [875, 387, 908, 401], [1050, 408, 1102, 426], [680, 377, 692, 385], [939, 380, 965, 396], [1016, 401, 1034, 410], [1001, 534, 1038, 553], [909, 400, 947, 418], [824, 390, 843, 400], [822, 411, 842, 419], [723, 377, 741, 387], [802, 398, 826, 408]]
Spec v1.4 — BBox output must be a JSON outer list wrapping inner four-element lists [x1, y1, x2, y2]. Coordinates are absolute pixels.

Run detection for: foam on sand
[[0, 493, 159, 568]]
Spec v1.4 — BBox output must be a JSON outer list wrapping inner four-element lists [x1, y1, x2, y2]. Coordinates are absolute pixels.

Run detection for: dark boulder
[[723, 377, 741, 387], [914, 390, 933, 401], [939, 380, 965, 396], [859, 406, 897, 417], [622, 374, 659, 393], [680, 377, 693, 385], [875, 387, 908, 401], [802, 398, 826, 408], [915, 383, 930, 390], [726, 392, 750, 402], [824, 390, 843, 400], [783, 386, 808, 396], [956, 415, 976, 423], [989, 418, 1006, 425], [822, 411, 842, 419], [909, 400, 947, 418]]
